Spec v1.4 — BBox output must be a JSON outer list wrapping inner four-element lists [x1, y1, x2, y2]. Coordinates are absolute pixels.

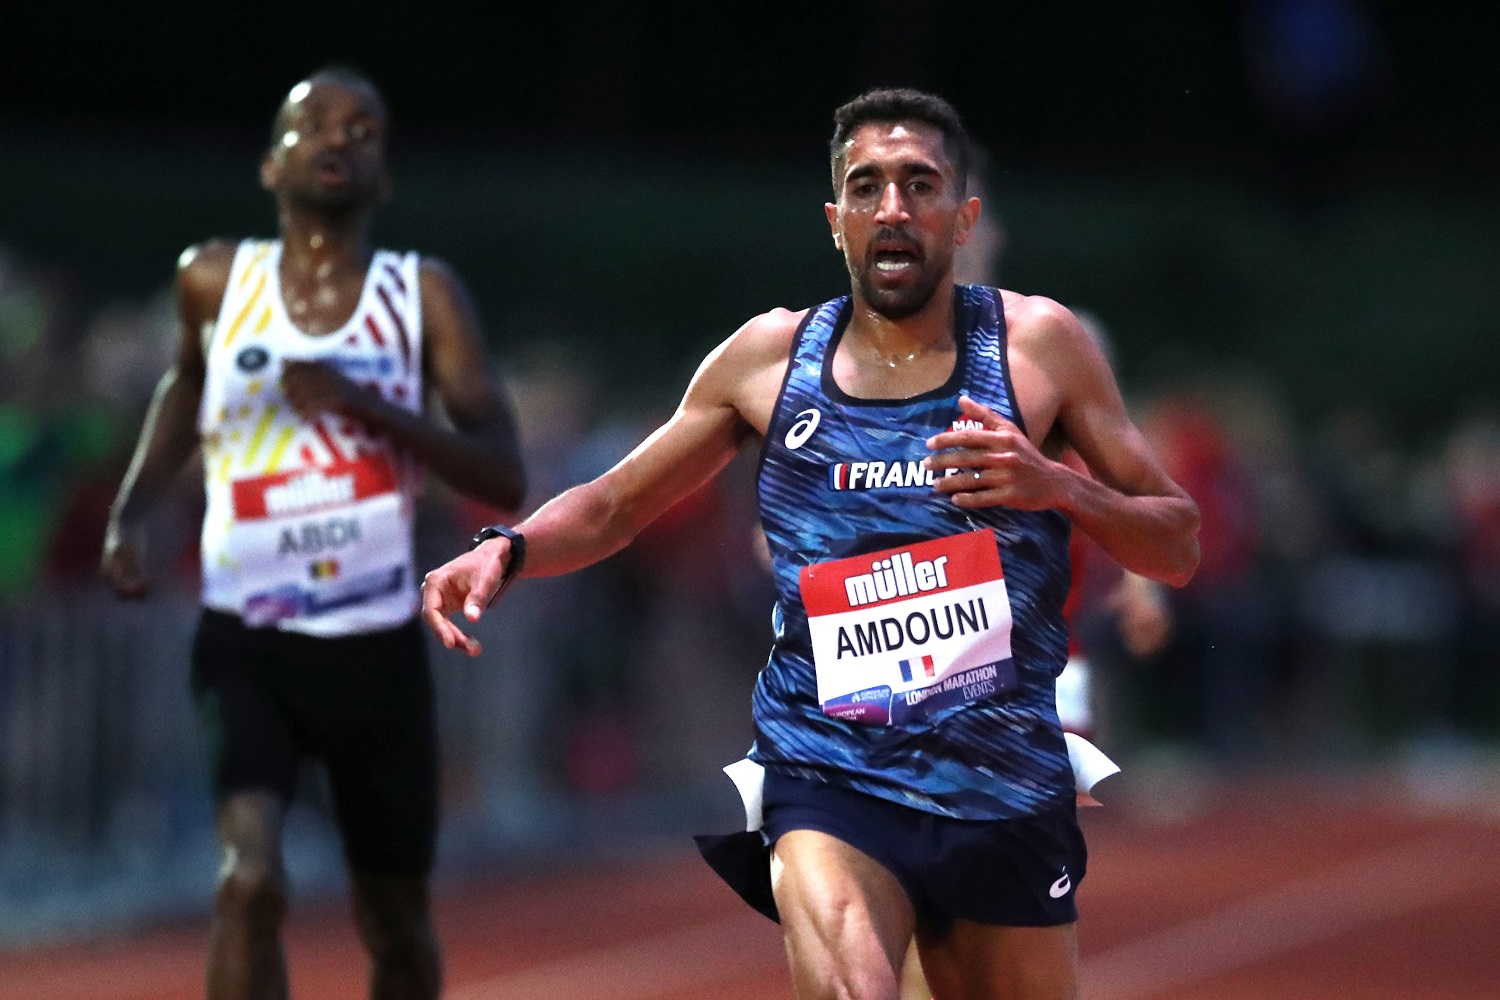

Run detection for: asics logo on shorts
[[1049, 870, 1071, 898], [784, 408, 821, 450]]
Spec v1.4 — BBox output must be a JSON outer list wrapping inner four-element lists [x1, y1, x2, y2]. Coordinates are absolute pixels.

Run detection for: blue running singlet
[[751, 285, 1074, 820]]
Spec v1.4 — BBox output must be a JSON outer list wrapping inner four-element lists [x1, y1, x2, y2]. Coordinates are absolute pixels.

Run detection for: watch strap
[[469, 523, 526, 605]]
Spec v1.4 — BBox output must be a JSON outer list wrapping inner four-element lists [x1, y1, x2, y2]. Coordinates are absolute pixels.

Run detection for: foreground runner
[[423, 88, 1198, 1000], [102, 68, 525, 1000]]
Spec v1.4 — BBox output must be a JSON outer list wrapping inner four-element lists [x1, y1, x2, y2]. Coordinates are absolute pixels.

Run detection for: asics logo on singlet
[[784, 408, 821, 450]]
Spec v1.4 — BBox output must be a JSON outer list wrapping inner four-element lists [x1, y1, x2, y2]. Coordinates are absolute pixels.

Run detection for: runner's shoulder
[[996, 290, 1093, 359], [998, 290, 1081, 337], [176, 239, 238, 295], [174, 239, 239, 322], [416, 254, 465, 299], [721, 307, 808, 369]]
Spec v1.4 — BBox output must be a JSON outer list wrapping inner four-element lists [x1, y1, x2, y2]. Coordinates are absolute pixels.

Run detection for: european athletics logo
[[898, 654, 936, 683]]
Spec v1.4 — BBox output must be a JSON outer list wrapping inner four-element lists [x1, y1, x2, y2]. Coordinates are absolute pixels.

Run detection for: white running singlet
[[198, 239, 424, 637]]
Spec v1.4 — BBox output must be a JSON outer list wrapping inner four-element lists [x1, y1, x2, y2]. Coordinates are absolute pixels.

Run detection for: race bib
[[799, 530, 1018, 726], [220, 452, 410, 626]]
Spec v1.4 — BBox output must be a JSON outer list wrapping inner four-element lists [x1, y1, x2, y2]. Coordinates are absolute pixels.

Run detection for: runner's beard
[[852, 254, 946, 321], [282, 165, 381, 214], [286, 181, 375, 214]]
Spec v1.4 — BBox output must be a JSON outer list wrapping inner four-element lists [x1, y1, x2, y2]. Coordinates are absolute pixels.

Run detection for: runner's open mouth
[[872, 244, 921, 272]]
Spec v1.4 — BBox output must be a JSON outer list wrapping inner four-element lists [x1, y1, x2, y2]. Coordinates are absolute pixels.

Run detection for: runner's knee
[[214, 855, 288, 933], [795, 960, 900, 1000], [783, 898, 903, 1000]]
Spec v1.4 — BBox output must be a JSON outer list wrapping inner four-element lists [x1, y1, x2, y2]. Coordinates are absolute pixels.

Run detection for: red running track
[[3, 776, 1499, 1000]]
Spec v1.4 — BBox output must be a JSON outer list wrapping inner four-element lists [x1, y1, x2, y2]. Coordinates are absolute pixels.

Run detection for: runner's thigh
[[773, 829, 917, 1000], [190, 610, 300, 804], [916, 919, 1078, 1000], [317, 621, 439, 877]]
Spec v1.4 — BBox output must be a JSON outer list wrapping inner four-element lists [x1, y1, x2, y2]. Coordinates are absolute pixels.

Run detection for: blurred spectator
[[1141, 390, 1274, 761], [0, 249, 120, 601], [1301, 407, 1459, 747], [1439, 413, 1500, 739], [47, 291, 190, 592]]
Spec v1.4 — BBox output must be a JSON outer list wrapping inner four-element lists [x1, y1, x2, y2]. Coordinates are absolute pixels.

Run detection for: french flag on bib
[[898, 654, 936, 683]]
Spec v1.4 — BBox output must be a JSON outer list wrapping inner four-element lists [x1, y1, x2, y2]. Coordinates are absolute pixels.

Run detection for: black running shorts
[[698, 769, 1086, 932], [190, 609, 439, 877]]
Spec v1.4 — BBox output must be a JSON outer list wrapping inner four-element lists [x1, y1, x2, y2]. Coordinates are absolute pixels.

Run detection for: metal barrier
[[0, 596, 204, 856], [0, 589, 551, 943]]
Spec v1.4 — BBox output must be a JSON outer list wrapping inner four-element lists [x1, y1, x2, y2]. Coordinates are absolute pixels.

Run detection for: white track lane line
[[1081, 828, 1500, 1000], [446, 910, 783, 1000]]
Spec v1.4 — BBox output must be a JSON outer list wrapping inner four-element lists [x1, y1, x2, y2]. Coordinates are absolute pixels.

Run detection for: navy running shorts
[[697, 768, 1086, 932], [190, 609, 439, 877]]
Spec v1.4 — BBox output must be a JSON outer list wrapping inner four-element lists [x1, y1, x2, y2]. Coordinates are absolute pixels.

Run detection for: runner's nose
[[874, 183, 910, 224]]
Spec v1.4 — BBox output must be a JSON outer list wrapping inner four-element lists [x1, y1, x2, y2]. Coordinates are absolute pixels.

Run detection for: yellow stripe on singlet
[[244, 404, 278, 467], [252, 304, 272, 335], [216, 453, 232, 484], [239, 245, 270, 288], [265, 426, 297, 473], [221, 269, 267, 348]]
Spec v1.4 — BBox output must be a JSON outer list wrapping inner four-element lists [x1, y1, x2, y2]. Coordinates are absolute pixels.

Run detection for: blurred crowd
[[1114, 382, 1500, 762], [2, 238, 1498, 802]]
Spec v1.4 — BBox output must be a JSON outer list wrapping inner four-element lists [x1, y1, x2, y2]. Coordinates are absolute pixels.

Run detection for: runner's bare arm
[[101, 241, 234, 598], [927, 297, 1199, 587], [280, 259, 525, 510], [422, 308, 801, 655]]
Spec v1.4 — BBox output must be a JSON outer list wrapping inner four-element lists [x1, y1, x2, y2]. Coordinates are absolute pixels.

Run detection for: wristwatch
[[469, 523, 526, 604]]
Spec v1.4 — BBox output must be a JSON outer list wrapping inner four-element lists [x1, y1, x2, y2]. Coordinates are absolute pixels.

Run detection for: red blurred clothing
[[1145, 401, 1257, 587]]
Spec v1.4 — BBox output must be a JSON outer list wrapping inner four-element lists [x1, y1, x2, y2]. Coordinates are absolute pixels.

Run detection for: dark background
[[2, 2, 1497, 429], [5, 3, 1499, 172]]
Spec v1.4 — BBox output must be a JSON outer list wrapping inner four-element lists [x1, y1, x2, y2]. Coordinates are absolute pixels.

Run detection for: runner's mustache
[[868, 227, 924, 260]]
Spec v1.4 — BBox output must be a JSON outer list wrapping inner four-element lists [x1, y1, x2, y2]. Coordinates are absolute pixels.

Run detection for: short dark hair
[[829, 88, 971, 196], [270, 65, 387, 147]]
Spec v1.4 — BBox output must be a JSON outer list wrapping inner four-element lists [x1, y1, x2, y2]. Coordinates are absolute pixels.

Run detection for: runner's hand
[[100, 522, 150, 599], [926, 396, 1067, 511], [421, 538, 512, 657], [1114, 571, 1172, 658], [281, 360, 371, 421]]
